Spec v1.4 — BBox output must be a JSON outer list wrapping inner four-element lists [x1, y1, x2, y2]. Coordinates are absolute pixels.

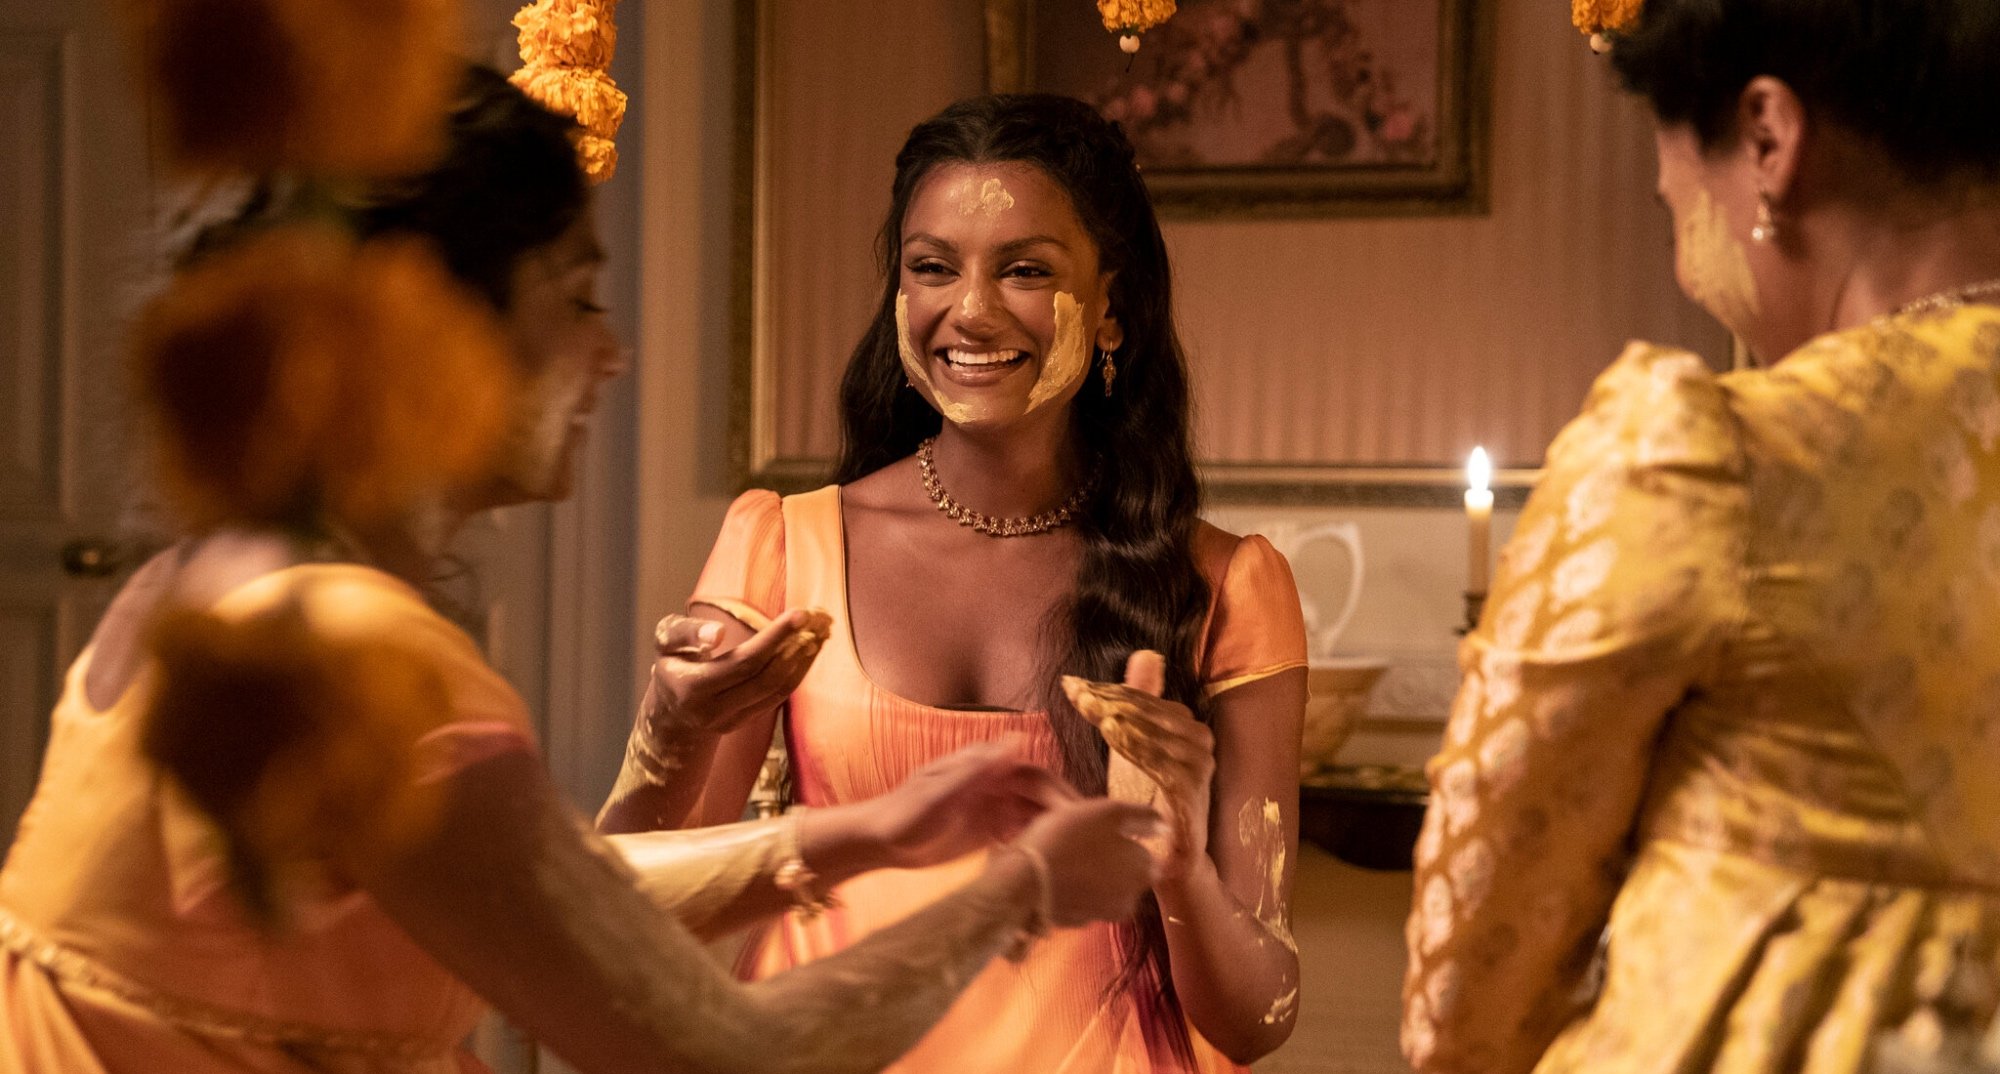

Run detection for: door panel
[[0, 10, 145, 844], [0, 605, 57, 831], [0, 32, 64, 523]]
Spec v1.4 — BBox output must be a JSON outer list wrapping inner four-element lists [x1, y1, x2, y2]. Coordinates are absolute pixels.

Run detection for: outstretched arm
[[368, 747, 1153, 1074], [605, 740, 1077, 940]]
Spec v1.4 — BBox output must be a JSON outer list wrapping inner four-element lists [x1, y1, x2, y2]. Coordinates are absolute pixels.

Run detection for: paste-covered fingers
[[723, 609, 830, 674], [1103, 752, 1159, 805], [1062, 666, 1216, 878], [716, 625, 824, 698], [640, 609, 828, 737], [1062, 679, 1212, 771], [654, 613, 724, 658], [686, 609, 829, 697]]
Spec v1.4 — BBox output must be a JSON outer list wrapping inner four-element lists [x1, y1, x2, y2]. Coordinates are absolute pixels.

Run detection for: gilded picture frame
[[983, 0, 1494, 220]]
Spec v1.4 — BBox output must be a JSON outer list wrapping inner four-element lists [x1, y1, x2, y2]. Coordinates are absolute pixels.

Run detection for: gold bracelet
[[772, 811, 840, 920]]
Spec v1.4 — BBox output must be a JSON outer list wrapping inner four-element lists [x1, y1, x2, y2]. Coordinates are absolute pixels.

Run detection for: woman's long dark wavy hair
[[831, 94, 1209, 1067]]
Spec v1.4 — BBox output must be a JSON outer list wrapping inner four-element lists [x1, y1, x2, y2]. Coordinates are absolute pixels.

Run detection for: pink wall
[[756, 0, 1728, 472]]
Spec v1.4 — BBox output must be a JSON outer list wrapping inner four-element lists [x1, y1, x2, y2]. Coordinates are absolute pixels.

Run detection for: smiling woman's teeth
[[943, 348, 1024, 368]]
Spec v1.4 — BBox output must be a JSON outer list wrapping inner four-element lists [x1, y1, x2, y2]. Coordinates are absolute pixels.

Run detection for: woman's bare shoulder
[[839, 455, 926, 518]]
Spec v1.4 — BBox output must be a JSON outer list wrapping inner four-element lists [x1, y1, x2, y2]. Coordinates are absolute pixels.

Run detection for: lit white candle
[[1465, 447, 1494, 594]]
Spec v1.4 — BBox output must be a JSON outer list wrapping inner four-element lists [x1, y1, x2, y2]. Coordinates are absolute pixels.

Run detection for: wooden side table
[[1299, 765, 1429, 871]]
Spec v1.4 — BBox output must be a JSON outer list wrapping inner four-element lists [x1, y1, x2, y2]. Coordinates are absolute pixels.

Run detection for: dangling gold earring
[[1100, 348, 1118, 397], [1751, 190, 1779, 243]]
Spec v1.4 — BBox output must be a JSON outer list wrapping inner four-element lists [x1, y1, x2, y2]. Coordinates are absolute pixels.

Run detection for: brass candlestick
[[1457, 590, 1487, 637]]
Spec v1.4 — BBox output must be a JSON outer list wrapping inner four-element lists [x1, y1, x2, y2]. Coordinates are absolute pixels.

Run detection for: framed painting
[[984, 0, 1493, 218]]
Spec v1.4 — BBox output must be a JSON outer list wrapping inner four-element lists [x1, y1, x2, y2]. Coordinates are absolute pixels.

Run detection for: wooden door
[[0, 0, 155, 844]]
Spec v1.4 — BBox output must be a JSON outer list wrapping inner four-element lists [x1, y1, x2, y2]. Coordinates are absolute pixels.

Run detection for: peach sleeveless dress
[[691, 486, 1308, 1074], [0, 564, 535, 1074]]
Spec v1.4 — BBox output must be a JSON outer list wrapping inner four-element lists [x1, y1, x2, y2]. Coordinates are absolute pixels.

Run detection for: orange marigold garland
[[144, 583, 456, 924], [1572, 0, 1645, 50], [126, 0, 460, 175], [1097, 0, 1177, 54], [510, 0, 625, 182], [134, 225, 517, 532]]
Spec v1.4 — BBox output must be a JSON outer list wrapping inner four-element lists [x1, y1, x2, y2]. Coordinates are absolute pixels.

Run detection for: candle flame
[[1467, 446, 1492, 493]]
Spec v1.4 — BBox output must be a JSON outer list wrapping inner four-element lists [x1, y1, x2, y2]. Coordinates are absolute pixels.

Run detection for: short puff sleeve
[[1198, 534, 1310, 699], [688, 490, 787, 632]]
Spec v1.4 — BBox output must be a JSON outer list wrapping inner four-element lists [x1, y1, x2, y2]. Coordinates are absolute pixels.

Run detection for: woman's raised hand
[[1061, 651, 1216, 881], [644, 609, 832, 738]]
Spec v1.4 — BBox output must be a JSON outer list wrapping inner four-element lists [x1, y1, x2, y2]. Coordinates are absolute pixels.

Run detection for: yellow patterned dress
[[1403, 306, 2000, 1074]]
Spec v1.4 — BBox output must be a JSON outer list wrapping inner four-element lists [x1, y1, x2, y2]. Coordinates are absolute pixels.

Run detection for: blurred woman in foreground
[[0, 67, 1157, 1074]]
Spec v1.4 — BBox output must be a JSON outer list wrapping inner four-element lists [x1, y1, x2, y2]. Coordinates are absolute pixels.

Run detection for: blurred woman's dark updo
[[181, 65, 586, 309], [143, 65, 586, 531], [1609, 0, 2000, 184]]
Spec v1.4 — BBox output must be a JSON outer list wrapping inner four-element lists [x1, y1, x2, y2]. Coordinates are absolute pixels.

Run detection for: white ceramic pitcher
[[1263, 520, 1366, 662], [1261, 520, 1383, 774]]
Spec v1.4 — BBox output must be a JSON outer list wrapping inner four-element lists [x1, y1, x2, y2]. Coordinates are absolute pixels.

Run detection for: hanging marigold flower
[[126, 0, 460, 175], [133, 224, 517, 533], [510, 0, 623, 182], [1097, 0, 1177, 53], [575, 134, 619, 180], [144, 581, 456, 925], [1572, 0, 1645, 38], [509, 63, 627, 145], [511, 0, 616, 68]]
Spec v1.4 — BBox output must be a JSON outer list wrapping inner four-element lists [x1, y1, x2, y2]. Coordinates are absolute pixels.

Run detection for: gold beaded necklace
[[917, 437, 1092, 538], [1894, 278, 2000, 317]]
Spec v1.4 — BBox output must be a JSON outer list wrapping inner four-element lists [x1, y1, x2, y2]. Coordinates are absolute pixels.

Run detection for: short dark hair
[[183, 65, 586, 310], [348, 65, 585, 308], [1609, 0, 2000, 183]]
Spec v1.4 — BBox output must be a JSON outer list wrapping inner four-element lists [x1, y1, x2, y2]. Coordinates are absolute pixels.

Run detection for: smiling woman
[[891, 162, 1116, 430], [604, 94, 1312, 1074]]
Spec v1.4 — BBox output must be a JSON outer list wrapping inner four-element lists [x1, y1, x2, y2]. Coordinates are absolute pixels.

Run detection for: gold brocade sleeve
[[1401, 344, 1749, 1074]]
